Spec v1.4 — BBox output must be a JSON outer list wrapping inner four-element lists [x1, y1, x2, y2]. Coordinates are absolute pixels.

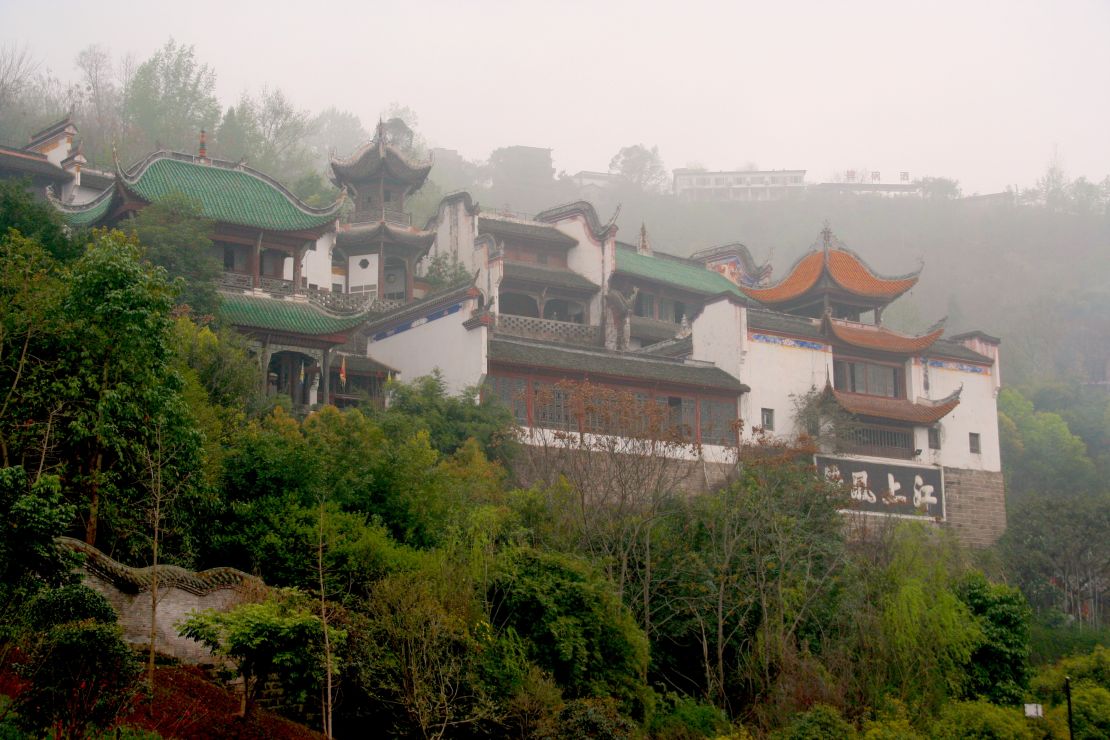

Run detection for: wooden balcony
[[495, 313, 601, 347]]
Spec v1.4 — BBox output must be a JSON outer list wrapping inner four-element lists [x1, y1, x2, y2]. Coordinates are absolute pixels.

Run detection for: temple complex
[[44, 122, 1008, 546]]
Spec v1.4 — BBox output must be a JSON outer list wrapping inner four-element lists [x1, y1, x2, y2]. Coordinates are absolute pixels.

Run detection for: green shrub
[[13, 621, 141, 738], [1031, 644, 1110, 704], [1047, 684, 1110, 740], [488, 548, 651, 719], [928, 700, 1036, 739], [649, 693, 731, 739], [770, 704, 855, 740], [549, 697, 639, 740], [25, 584, 117, 630]]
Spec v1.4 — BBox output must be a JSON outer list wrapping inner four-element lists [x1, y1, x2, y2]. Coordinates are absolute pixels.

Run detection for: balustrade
[[495, 313, 601, 346]]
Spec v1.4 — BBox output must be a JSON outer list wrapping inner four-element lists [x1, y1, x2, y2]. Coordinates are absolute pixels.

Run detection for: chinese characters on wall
[[816, 455, 944, 519]]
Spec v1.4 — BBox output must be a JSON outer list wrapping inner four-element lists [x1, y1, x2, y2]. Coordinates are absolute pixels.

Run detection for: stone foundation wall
[[60, 537, 266, 664], [82, 577, 260, 664], [942, 467, 1007, 547]]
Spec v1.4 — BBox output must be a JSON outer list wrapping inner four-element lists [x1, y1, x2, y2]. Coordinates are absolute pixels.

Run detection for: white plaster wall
[[367, 296, 487, 395], [348, 253, 379, 292], [551, 217, 607, 323], [63, 182, 105, 205], [430, 197, 478, 271], [918, 360, 1001, 471], [305, 233, 335, 290], [738, 334, 832, 441], [690, 300, 746, 379], [37, 137, 68, 166]]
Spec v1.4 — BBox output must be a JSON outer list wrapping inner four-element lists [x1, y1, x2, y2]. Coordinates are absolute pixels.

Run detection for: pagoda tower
[[740, 226, 921, 323], [329, 119, 435, 303]]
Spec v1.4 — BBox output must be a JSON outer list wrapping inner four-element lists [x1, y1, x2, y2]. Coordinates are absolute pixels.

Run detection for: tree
[[515, 380, 702, 620], [14, 619, 141, 738], [487, 548, 650, 719], [998, 388, 1097, 504], [75, 44, 121, 165], [609, 144, 667, 192], [660, 448, 846, 717], [359, 570, 499, 738], [0, 178, 79, 262], [0, 230, 67, 470], [213, 88, 316, 182], [0, 44, 39, 141], [1002, 493, 1110, 628], [375, 373, 514, 461], [307, 107, 370, 166], [121, 40, 220, 159], [917, 176, 961, 200], [128, 193, 220, 317], [57, 229, 201, 552], [0, 468, 78, 623], [179, 589, 342, 718], [955, 572, 1031, 706]]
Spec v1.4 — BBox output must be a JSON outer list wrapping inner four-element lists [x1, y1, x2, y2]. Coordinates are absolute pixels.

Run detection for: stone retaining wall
[[59, 537, 266, 664], [942, 467, 1007, 548]]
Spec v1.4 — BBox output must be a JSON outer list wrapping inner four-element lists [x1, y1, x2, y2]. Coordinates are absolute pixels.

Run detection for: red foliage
[[122, 666, 323, 740]]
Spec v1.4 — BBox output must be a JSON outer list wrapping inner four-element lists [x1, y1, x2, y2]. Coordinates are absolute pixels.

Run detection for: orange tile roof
[[742, 248, 919, 304], [826, 317, 944, 354], [742, 250, 824, 303], [832, 389, 960, 424], [826, 249, 919, 298]]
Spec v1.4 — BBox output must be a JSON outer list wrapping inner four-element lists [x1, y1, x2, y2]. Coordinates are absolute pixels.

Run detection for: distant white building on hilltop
[[673, 168, 807, 202]]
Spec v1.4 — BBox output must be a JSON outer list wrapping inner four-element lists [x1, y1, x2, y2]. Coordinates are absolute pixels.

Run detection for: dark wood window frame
[[485, 370, 738, 446], [833, 355, 906, 399]]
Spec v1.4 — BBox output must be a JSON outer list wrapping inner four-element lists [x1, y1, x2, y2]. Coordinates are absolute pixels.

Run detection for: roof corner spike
[[821, 220, 833, 257], [638, 222, 651, 255], [198, 129, 207, 160]]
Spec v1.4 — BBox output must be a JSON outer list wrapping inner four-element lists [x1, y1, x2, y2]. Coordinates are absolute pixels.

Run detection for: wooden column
[[405, 256, 414, 301], [378, 240, 386, 299], [292, 244, 304, 295], [252, 232, 263, 289], [320, 348, 331, 407]]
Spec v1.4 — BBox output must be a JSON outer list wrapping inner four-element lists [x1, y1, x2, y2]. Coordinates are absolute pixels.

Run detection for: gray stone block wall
[[942, 467, 1007, 547], [82, 574, 262, 664]]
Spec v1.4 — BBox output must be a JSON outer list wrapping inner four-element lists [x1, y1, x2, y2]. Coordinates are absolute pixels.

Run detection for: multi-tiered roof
[[741, 227, 920, 319]]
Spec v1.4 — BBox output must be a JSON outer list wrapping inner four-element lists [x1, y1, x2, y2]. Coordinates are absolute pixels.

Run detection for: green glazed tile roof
[[123, 156, 339, 231], [56, 188, 115, 228], [220, 292, 371, 336], [614, 245, 749, 299]]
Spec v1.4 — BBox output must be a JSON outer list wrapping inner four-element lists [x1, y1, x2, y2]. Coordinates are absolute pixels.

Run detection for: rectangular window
[[761, 408, 775, 431], [845, 425, 914, 459], [488, 376, 528, 424], [969, 433, 981, 454], [634, 292, 655, 319], [833, 359, 902, 398], [928, 427, 941, 450], [674, 301, 687, 324], [699, 398, 737, 446], [534, 383, 572, 429], [659, 298, 675, 324]]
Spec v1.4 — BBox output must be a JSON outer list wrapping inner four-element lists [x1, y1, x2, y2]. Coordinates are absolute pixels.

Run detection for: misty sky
[[3, 0, 1108, 194]]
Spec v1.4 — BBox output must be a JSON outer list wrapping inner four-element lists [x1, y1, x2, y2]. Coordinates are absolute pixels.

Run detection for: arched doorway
[[267, 351, 318, 406], [499, 292, 540, 318], [542, 298, 585, 323]]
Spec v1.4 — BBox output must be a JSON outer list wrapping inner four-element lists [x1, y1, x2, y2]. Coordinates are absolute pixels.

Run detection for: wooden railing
[[349, 208, 412, 227], [495, 313, 601, 346]]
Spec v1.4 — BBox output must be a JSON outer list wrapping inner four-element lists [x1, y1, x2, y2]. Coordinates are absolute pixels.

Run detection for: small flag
[[339, 355, 347, 389]]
